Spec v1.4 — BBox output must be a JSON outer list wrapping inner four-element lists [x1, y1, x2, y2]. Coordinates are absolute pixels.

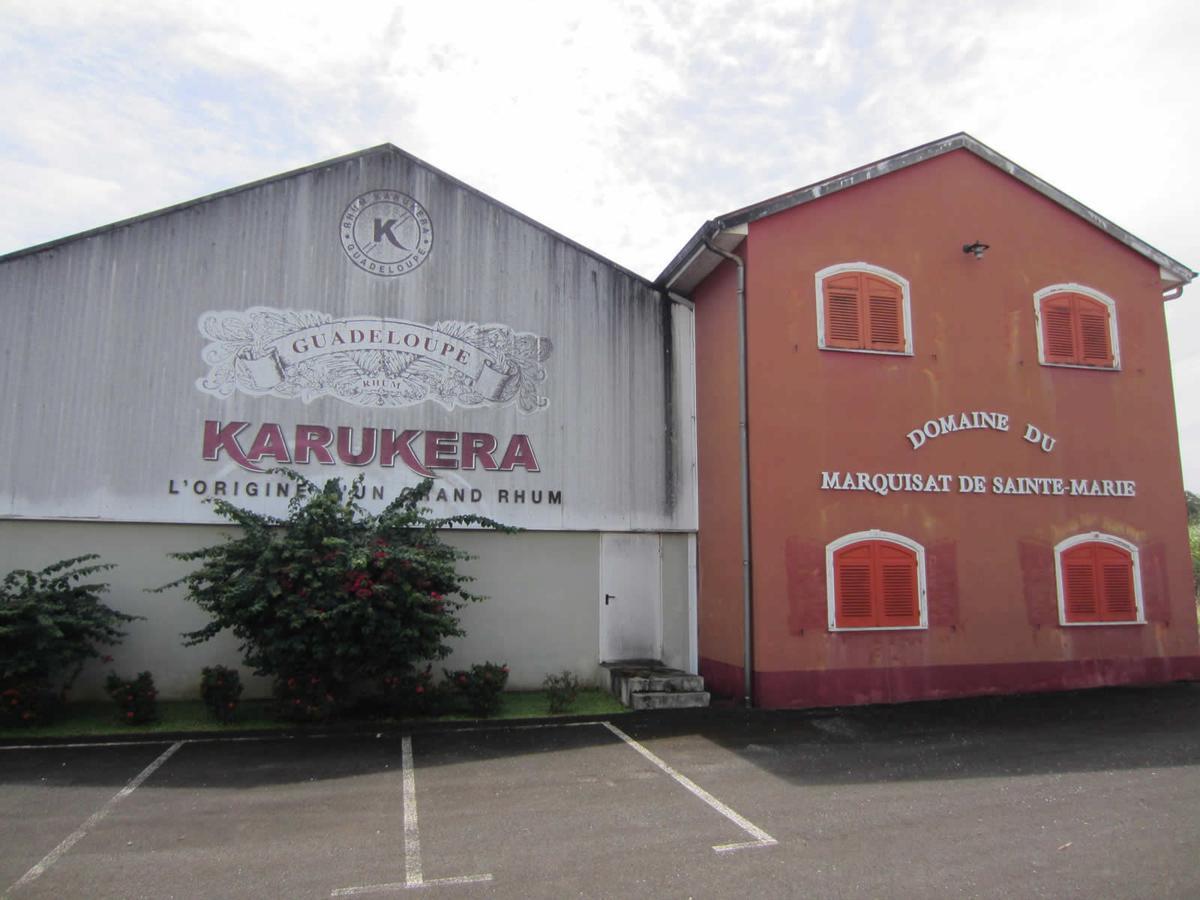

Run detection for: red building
[[660, 133, 1200, 708]]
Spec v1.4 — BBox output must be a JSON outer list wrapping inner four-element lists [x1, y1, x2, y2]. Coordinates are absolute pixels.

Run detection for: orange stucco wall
[[695, 149, 1200, 708], [693, 253, 748, 698]]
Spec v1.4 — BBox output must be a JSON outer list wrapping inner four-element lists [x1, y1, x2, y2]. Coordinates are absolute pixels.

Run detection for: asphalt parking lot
[[3, 684, 1199, 899]]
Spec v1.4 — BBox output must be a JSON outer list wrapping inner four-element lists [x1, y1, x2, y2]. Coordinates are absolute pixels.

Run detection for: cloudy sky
[[3, 0, 1199, 487]]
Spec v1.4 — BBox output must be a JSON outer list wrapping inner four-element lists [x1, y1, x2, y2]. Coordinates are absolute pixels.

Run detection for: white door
[[599, 533, 662, 662]]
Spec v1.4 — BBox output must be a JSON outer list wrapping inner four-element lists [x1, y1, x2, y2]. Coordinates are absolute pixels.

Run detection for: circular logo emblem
[[340, 190, 434, 276]]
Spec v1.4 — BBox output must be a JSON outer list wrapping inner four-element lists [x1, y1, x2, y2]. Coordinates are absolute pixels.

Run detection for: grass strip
[[0, 690, 627, 740]]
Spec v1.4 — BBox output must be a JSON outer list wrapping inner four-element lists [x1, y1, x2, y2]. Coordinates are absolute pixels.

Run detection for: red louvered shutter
[[1075, 296, 1114, 367], [1041, 294, 1077, 363], [1061, 548, 1099, 623], [834, 544, 875, 626], [823, 273, 863, 349], [863, 275, 906, 352], [1096, 546, 1136, 622], [876, 542, 919, 627], [1061, 542, 1137, 623], [834, 540, 920, 628], [1040, 292, 1115, 368]]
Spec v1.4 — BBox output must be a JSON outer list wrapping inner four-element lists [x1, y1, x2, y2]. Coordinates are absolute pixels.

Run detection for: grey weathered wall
[[0, 147, 700, 699], [0, 146, 697, 533]]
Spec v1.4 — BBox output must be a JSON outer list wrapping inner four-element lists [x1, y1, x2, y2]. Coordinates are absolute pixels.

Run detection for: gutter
[[658, 220, 719, 289], [703, 239, 754, 708]]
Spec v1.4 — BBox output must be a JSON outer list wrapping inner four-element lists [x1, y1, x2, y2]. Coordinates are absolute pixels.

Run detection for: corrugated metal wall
[[0, 147, 697, 532]]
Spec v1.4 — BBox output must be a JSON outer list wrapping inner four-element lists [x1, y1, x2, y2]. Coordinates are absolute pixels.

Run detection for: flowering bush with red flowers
[[445, 661, 509, 717], [199, 665, 244, 723], [274, 672, 338, 722], [105, 671, 159, 725], [161, 474, 512, 719], [378, 664, 443, 717], [0, 681, 62, 728]]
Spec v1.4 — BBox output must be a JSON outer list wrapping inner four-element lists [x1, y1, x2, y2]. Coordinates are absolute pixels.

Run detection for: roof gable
[[659, 133, 1195, 296], [0, 144, 652, 287]]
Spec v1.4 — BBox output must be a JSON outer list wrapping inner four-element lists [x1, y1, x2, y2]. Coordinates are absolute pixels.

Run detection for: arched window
[[815, 263, 912, 355], [1034, 284, 1120, 369], [1054, 533, 1143, 625], [826, 531, 927, 631]]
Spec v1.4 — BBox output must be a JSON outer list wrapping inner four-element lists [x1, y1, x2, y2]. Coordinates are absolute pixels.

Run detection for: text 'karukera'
[[202, 420, 539, 476]]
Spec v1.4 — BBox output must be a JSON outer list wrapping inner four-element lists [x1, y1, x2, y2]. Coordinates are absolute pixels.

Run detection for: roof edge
[[0, 145, 658, 289], [0, 144, 399, 266], [657, 132, 1196, 292]]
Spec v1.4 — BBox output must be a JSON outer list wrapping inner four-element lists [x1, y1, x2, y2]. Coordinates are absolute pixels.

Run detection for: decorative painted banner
[[196, 307, 554, 411]]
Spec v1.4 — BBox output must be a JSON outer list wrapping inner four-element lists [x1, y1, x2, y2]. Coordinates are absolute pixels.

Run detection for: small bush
[[1, 555, 137, 707], [105, 672, 159, 725], [274, 672, 337, 722], [543, 670, 580, 714], [200, 665, 244, 723], [379, 664, 443, 717], [1189, 522, 1200, 599], [446, 662, 509, 717], [0, 681, 63, 727]]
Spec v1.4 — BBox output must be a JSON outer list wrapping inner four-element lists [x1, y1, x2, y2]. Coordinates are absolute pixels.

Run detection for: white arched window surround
[[825, 529, 929, 631], [1053, 532, 1145, 627], [815, 262, 914, 356], [1033, 283, 1122, 370]]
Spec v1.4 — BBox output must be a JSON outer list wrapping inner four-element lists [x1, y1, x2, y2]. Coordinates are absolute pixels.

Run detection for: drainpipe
[[703, 239, 753, 708]]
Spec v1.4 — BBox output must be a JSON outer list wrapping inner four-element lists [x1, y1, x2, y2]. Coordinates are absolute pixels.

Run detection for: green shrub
[[0, 555, 137, 719], [200, 665, 244, 723], [379, 663, 443, 717], [106, 671, 159, 725], [542, 670, 580, 714], [446, 661, 509, 717], [1190, 522, 1200, 603], [0, 681, 62, 728], [274, 672, 337, 722], [162, 474, 512, 718]]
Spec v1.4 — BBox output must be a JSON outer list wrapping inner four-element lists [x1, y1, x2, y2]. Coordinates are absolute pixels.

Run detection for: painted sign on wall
[[0, 149, 695, 531], [197, 308, 553, 412], [821, 406, 1134, 499]]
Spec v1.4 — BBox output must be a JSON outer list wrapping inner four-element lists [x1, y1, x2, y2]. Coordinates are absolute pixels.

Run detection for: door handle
[[605, 593, 615, 606]]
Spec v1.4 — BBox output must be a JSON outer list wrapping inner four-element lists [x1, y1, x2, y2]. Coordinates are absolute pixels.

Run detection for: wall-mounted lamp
[[962, 240, 990, 260]]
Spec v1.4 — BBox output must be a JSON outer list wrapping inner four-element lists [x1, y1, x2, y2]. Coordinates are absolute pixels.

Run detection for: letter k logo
[[374, 218, 404, 248]]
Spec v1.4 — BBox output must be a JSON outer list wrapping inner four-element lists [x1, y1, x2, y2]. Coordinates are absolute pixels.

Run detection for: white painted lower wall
[[0, 521, 694, 700]]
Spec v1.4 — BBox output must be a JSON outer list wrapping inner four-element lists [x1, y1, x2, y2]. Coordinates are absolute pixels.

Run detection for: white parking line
[[330, 735, 493, 896], [401, 735, 422, 883], [0, 734, 302, 751], [0, 739, 178, 751], [601, 722, 777, 853], [2, 741, 184, 898], [0, 720, 600, 753]]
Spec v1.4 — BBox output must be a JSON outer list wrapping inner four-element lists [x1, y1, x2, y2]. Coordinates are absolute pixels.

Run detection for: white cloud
[[2, 0, 1199, 485]]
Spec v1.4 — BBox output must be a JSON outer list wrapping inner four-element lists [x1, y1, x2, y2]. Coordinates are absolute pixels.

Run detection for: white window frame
[[815, 262, 914, 356], [1033, 283, 1122, 371], [1053, 532, 1145, 627], [826, 529, 928, 632]]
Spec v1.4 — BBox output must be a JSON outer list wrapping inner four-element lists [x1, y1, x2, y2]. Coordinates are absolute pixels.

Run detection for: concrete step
[[629, 690, 711, 711], [618, 674, 706, 707], [601, 661, 710, 709]]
